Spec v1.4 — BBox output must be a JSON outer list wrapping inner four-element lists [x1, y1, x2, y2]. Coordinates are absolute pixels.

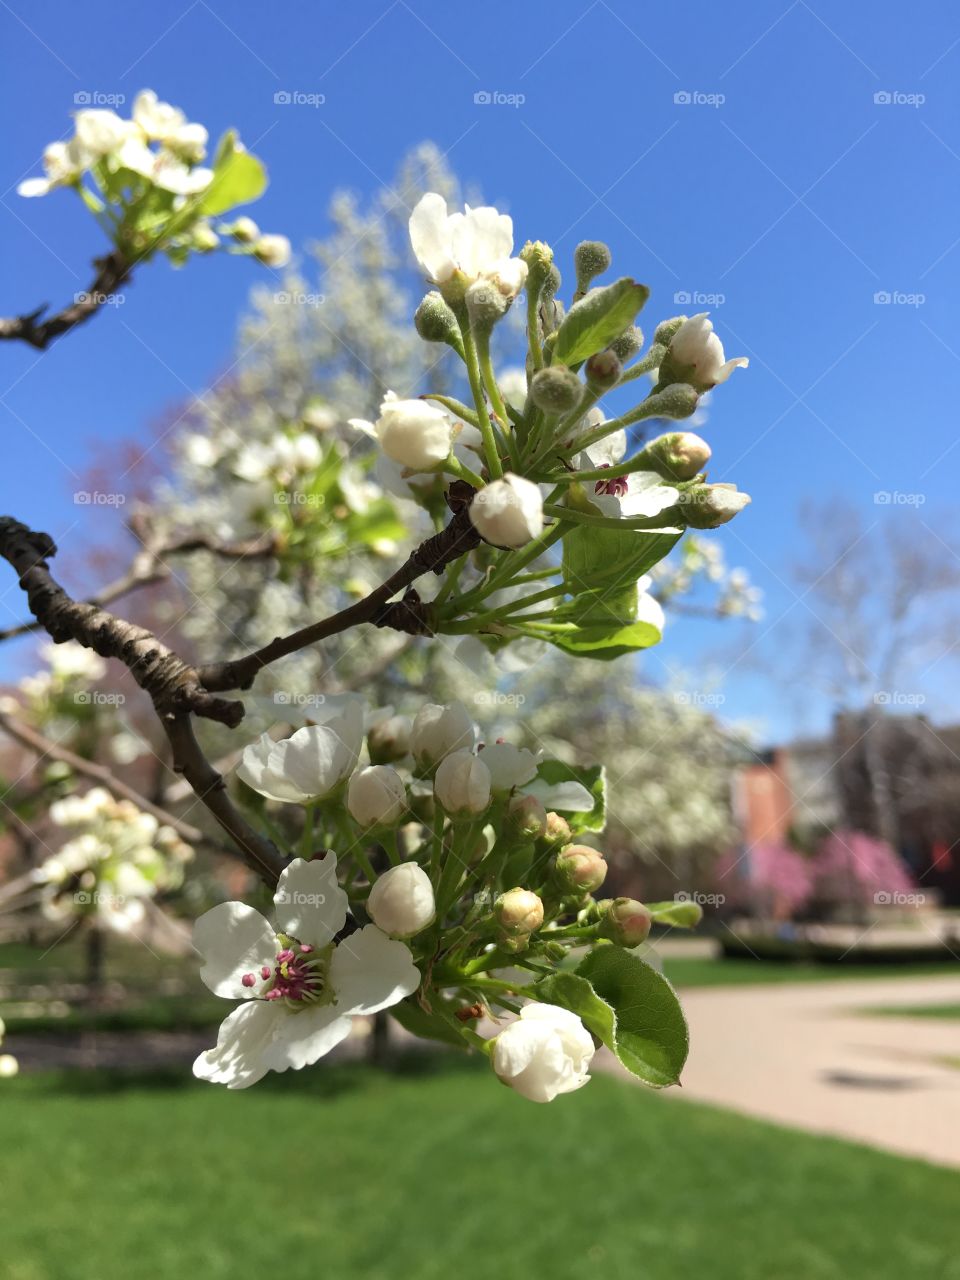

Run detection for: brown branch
[[0, 707, 206, 848], [0, 250, 132, 351], [200, 482, 481, 693], [0, 516, 243, 727], [160, 711, 286, 886]]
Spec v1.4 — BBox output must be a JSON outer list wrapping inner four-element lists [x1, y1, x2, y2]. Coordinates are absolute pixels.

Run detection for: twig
[[0, 250, 132, 351]]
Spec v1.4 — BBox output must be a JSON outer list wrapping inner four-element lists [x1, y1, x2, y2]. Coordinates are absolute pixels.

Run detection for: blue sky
[[1, 0, 958, 742]]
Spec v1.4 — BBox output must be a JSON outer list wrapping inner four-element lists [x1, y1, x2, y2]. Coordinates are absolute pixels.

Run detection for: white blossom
[[434, 749, 491, 816], [351, 391, 453, 473], [493, 1003, 595, 1102], [670, 313, 748, 388], [236, 702, 363, 804], [409, 192, 528, 298], [470, 474, 544, 548], [17, 140, 86, 197], [367, 863, 436, 938], [410, 700, 475, 769], [347, 765, 407, 827], [193, 855, 420, 1088], [133, 90, 208, 161]]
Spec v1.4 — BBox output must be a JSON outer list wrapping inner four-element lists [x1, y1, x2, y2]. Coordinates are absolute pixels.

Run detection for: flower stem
[[458, 315, 504, 480]]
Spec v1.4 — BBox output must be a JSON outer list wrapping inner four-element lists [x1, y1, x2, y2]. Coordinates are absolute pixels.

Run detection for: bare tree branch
[[0, 250, 132, 351]]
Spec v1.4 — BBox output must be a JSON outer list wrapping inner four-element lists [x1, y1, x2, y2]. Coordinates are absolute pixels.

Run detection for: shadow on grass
[[10, 1047, 485, 1100]]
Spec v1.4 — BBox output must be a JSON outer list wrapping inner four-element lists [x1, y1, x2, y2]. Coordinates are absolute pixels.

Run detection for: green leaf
[[577, 945, 688, 1087], [553, 278, 649, 367], [533, 759, 605, 832], [389, 998, 469, 1051], [199, 130, 267, 215], [551, 615, 663, 660], [562, 525, 679, 599], [644, 899, 704, 928], [530, 972, 616, 1046]]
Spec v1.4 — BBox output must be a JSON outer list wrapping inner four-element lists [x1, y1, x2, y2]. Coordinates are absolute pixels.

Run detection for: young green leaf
[[199, 131, 267, 216], [553, 278, 649, 367]]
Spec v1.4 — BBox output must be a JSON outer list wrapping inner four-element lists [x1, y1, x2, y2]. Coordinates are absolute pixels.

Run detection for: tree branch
[[199, 482, 481, 693], [0, 250, 132, 351]]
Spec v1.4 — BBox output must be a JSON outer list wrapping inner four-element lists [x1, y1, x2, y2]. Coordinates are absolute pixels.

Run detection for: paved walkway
[[604, 975, 960, 1168]]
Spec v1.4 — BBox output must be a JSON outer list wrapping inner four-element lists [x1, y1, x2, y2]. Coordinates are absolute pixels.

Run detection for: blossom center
[[242, 938, 332, 1010], [594, 466, 628, 499]]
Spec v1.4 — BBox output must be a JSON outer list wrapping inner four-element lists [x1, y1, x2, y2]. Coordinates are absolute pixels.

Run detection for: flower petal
[[273, 853, 348, 947], [409, 192, 455, 281], [193, 901, 276, 998], [330, 924, 420, 1016], [261, 1002, 353, 1073], [193, 1000, 282, 1089]]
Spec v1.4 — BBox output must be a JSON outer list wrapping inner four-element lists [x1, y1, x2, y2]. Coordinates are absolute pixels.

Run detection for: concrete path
[[604, 974, 960, 1168]]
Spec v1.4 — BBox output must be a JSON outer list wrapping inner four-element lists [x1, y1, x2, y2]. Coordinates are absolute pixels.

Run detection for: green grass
[[2, 1059, 958, 1280], [662, 955, 959, 989], [859, 1003, 960, 1020]]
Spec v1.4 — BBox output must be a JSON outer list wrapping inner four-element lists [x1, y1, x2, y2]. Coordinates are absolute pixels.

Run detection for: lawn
[[2, 1059, 958, 1280], [860, 1003, 960, 1020], [661, 954, 958, 988]]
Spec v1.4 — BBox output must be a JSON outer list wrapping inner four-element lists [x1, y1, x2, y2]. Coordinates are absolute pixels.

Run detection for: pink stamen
[[260, 965, 272, 980], [241, 973, 256, 988], [594, 465, 628, 499]]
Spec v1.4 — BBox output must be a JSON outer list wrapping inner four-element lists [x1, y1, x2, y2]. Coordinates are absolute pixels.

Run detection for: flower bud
[[529, 366, 583, 414], [678, 483, 751, 528], [641, 382, 700, 421], [653, 316, 686, 346], [574, 240, 612, 298], [642, 431, 712, 481], [367, 863, 436, 938], [495, 887, 544, 937], [411, 701, 475, 770], [434, 750, 492, 817], [469, 473, 544, 549], [609, 326, 643, 363], [374, 393, 453, 472], [367, 714, 411, 765], [254, 235, 292, 269], [542, 262, 562, 302], [540, 812, 571, 849], [0, 1054, 18, 1078], [599, 897, 652, 946], [191, 222, 220, 253], [347, 765, 407, 827], [230, 216, 260, 243], [507, 794, 548, 841], [520, 239, 554, 304], [584, 349, 622, 390], [493, 1003, 595, 1103], [661, 313, 748, 392], [465, 279, 510, 329], [553, 844, 607, 894], [414, 290, 463, 354]]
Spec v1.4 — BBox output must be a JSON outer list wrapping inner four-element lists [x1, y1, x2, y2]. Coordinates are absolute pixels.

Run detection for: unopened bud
[[585, 349, 622, 390], [465, 279, 510, 330], [609, 326, 643, 363], [553, 844, 607, 894], [574, 240, 612, 299], [678, 482, 751, 528], [540, 812, 571, 849], [541, 263, 562, 302], [530, 365, 583, 413], [507, 793, 548, 840], [642, 431, 712, 481], [230, 216, 260, 243], [599, 897, 652, 947], [639, 382, 700, 421], [495, 887, 544, 937], [653, 316, 686, 347], [254, 235, 292, 268], [415, 291, 461, 348], [192, 222, 220, 253], [520, 240, 554, 299], [367, 714, 411, 765]]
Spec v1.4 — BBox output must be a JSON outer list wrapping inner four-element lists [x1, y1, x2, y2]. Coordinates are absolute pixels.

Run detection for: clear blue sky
[[1, 0, 958, 741]]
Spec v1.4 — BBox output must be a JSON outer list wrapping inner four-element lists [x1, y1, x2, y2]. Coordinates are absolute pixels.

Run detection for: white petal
[[480, 743, 540, 791], [261, 1002, 353, 1073], [525, 779, 594, 812], [193, 1000, 282, 1089], [409, 192, 455, 281], [193, 901, 275, 998], [330, 924, 420, 1016], [17, 177, 52, 197], [273, 853, 348, 947], [620, 473, 679, 519]]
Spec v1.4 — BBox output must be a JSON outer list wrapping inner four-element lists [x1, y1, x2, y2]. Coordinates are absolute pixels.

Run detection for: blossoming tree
[[0, 93, 755, 1102]]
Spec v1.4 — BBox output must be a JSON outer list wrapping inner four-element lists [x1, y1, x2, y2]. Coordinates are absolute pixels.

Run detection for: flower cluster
[[36, 787, 193, 934], [194, 696, 699, 1100], [19, 90, 288, 269]]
